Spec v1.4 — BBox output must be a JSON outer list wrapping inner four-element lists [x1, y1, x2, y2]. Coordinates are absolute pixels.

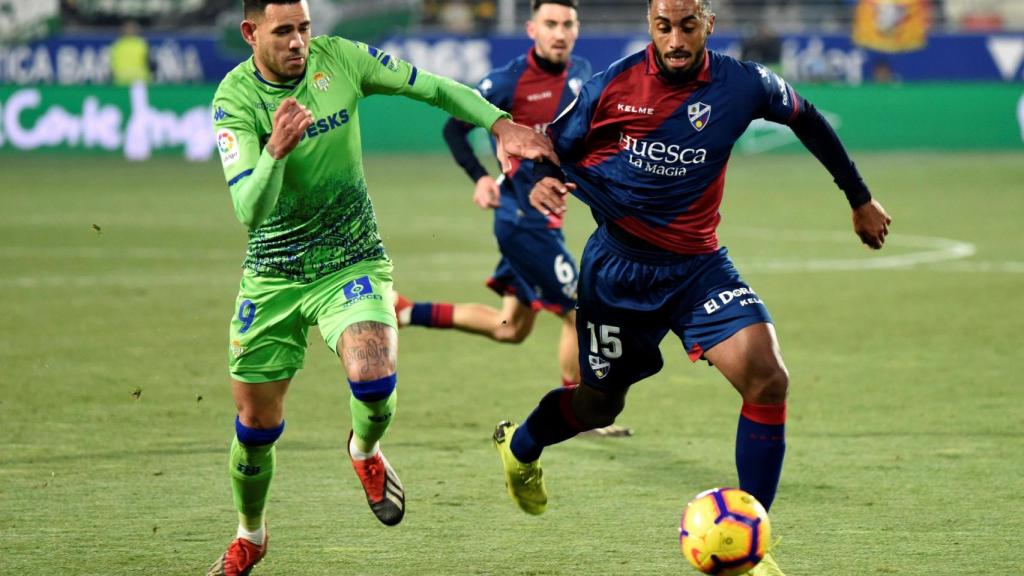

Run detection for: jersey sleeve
[[574, 57, 593, 81], [547, 73, 602, 165], [334, 38, 509, 130], [212, 80, 286, 228], [745, 62, 802, 125], [475, 68, 513, 111]]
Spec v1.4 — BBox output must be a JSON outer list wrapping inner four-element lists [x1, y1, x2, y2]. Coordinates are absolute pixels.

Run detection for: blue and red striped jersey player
[[492, 1, 892, 574], [394, 0, 632, 438]]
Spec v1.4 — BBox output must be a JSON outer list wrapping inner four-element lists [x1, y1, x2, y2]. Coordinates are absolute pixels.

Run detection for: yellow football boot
[[492, 421, 547, 515]]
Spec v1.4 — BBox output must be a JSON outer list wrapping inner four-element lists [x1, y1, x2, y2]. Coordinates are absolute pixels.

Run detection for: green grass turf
[[0, 152, 1022, 575]]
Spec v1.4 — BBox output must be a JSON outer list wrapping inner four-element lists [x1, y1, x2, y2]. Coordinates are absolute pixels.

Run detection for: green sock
[[350, 390, 397, 451], [229, 436, 275, 531]]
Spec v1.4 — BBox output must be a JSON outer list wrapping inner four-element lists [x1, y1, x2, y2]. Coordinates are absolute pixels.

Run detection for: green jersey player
[[207, 1, 555, 574]]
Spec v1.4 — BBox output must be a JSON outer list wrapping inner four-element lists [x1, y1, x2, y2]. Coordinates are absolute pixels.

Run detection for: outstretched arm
[[490, 118, 558, 172], [789, 99, 892, 249], [348, 39, 557, 168]]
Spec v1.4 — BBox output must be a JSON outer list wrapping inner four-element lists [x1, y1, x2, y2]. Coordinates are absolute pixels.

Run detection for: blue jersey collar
[[250, 57, 306, 90]]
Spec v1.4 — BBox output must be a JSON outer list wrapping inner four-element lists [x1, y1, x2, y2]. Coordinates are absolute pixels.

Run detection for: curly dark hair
[[647, 0, 712, 14]]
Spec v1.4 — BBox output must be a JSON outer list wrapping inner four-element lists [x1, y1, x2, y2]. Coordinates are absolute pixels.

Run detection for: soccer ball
[[679, 487, 771, 576]]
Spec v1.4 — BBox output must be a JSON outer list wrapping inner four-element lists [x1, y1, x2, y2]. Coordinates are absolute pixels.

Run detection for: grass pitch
[[1, 151, 1022, 575]]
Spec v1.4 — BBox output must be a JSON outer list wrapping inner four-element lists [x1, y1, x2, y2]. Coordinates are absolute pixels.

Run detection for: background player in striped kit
[[394, 0, 631, 437], [493, 1, 892, 574]]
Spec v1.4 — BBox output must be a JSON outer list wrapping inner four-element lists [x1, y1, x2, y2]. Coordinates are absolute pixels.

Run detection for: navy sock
[[735, 402, 787, 511], [409, 302, 454, 327], [510, 387, 584, 462]]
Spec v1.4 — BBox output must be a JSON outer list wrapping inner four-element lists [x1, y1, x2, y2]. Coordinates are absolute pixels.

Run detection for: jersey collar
[[644, 43, 712, 84], [249, 57, 306, 91], [527, 49, 569, 75]]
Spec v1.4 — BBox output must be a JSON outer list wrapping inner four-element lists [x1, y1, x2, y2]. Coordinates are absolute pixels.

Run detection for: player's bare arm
[[266, 97, 313, 159], [852, 199, 892, 250], [528, 176, 575, 217], [490, 118, 558, 172], [472, 175, 501, 209]]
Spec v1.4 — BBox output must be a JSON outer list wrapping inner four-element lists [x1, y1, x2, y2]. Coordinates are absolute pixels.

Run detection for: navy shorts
[[485, 220, 577, 315], [576, 225, 772, 390]]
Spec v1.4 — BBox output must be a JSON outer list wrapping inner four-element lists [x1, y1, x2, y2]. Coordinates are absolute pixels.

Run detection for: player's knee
[[493, 323, 530, 343], [344, 360, 395, 382], [744, 364, 789, 404], [573, 386, 625, 428], [236, 403, 285, 431]]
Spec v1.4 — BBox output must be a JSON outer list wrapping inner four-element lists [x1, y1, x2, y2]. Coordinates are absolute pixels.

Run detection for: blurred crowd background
[[17, 0, 1024, 37], [1, 0, 1021, 159], [3, 0, 1023, 85]]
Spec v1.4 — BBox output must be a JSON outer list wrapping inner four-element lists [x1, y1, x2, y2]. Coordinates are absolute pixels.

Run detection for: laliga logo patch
[[588, 354, 611, 379], [312, 71, 331, 91], [688, 102, 711, 131], [216, 128, 239, 167]]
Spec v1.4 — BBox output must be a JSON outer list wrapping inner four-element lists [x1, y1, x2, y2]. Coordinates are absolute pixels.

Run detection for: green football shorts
[[228, 258, 397, 383]]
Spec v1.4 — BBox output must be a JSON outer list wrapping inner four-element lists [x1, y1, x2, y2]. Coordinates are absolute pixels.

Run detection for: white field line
[[1, 231, 1019, 289], [726, 229, 977, 272]]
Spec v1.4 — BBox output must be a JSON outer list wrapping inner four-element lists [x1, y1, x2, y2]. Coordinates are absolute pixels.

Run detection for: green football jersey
[[212, 36, 508, 282]]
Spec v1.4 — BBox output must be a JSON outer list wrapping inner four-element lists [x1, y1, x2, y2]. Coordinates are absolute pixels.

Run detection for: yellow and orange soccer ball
[[679, 488, 771, 576]]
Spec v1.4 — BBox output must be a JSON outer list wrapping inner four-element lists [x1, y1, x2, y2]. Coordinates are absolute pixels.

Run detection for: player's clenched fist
[[852, 199, 892, 250], [529, 176, 575, 217], [267, 97, 314, 159]]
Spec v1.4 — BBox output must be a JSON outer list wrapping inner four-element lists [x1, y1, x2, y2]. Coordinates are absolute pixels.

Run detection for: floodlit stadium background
[[1, 2, 1022, 574]]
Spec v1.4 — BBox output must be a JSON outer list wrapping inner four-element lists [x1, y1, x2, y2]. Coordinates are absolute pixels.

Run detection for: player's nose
[[667, 27, 685, 49]]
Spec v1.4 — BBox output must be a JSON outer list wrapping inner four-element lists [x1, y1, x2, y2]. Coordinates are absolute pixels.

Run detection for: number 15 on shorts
[[587, 322, 622, 358]]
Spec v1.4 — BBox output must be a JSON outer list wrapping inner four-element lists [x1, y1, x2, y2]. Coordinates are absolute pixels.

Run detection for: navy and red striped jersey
[[550, 45, 803, 253], [478, 51, 591, 228]]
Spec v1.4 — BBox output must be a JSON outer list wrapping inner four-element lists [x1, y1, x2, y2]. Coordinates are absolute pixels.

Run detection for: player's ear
[[706, 13, 715, 35], [241, 20, 258, 48], [526, 18, 537, 41]]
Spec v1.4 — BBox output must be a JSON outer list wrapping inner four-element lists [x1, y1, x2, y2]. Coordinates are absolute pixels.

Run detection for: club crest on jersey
[[688, 102, 712, 131], [312, 71, 331, 91], [569, 77, 583, 96], [588, 355, 610, 379]]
